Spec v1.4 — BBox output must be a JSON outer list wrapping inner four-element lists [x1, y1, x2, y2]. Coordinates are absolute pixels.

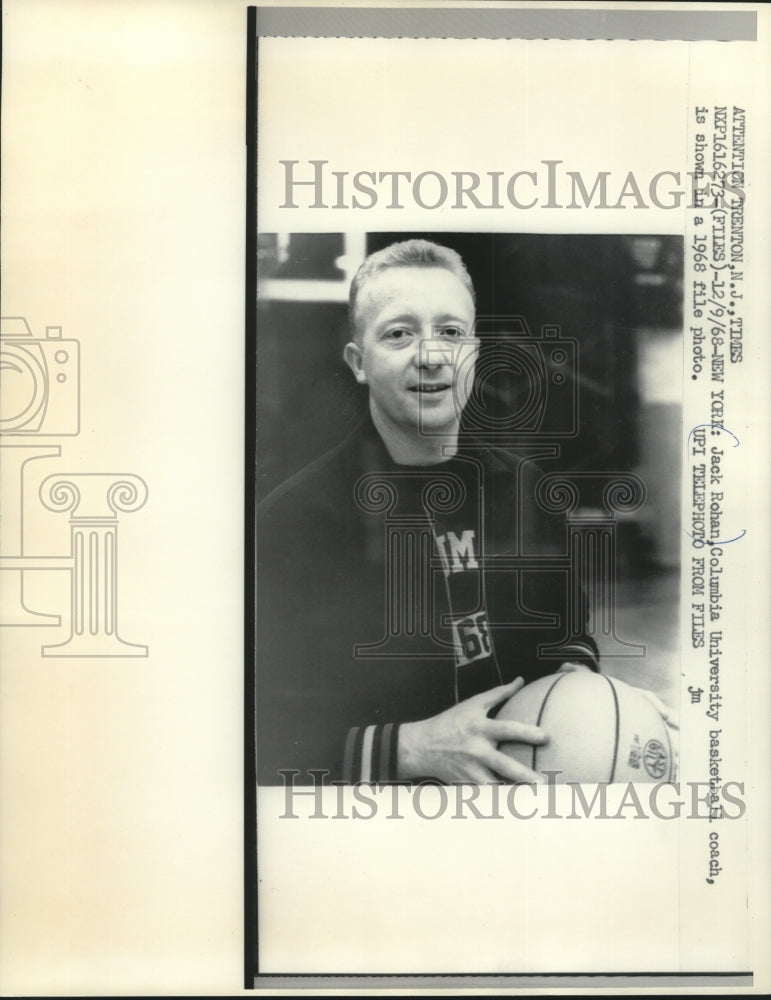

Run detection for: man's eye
[[440, 327, 465, 339], [384, 329, 410, 341]]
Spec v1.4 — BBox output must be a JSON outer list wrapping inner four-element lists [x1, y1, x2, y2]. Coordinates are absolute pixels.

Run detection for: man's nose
[[416, 336, 452, 369]]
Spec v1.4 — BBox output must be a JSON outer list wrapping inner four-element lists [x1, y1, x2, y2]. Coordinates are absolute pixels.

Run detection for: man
[[257, 239, 600, 785]]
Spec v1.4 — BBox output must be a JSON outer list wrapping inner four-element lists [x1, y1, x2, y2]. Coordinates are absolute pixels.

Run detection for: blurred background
[[256, 231, 684, 700]]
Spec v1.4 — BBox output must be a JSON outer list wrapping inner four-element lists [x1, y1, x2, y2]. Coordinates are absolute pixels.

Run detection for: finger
[[465, 765, 500, 785], [485, 719, 548, 746], [475, 677, 524, 711], [480, 747, 546, 785], [446, 763, 500, 785]]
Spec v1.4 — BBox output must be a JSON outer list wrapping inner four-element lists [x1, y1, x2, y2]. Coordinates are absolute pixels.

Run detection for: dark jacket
[[257, 419, 598, 784]]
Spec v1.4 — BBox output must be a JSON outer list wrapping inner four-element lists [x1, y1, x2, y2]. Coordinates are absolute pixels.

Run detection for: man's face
[[344, 266, 478, 437]]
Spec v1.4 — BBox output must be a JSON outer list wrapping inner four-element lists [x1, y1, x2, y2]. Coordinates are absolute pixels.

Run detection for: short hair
[[348, 239, 476, 342]]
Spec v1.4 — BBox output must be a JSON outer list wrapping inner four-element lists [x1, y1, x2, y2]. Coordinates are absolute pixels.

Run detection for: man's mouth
[[408, 383, 451, 394]]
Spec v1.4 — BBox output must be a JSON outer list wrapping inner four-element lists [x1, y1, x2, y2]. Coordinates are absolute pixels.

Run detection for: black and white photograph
[[255, 230, 682, 788]]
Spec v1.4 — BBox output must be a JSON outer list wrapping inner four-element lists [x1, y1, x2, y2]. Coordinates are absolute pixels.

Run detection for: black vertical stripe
[[351, 725, 366, 782], [603, 675, 621, 782], [245, 7, 258, 987], [371, 724, 383, 780], [661, 711, 675, 780], [388, 723, 401, 781], [532, 672, 570, 773], [381, 723, 395, 782], [342, 726, 359, 782]]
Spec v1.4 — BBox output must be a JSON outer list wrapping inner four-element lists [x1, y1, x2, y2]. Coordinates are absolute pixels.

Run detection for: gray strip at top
[[255, 7, 757, 41]]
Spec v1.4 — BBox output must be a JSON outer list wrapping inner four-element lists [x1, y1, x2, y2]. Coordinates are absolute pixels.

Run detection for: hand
[[397, 678, 548, 784]]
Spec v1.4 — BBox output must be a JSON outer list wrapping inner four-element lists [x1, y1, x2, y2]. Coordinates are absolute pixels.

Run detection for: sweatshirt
[[256, 418, 599, 784]]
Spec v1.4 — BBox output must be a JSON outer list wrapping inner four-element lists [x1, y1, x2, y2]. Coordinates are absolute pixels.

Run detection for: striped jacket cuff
[[342, 722, 400, 783]]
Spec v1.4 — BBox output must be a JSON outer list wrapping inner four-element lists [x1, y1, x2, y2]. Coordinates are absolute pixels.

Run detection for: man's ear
[[343, 341, 367, 384]]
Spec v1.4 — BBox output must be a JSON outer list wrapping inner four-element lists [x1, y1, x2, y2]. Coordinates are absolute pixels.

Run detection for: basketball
[[497, 670, 675, 783]]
